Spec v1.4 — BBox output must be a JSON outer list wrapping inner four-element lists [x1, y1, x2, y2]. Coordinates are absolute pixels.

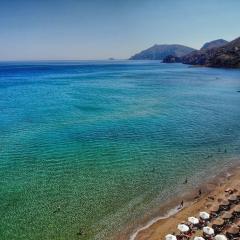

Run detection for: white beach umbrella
[[203, 226, 214, 235], [188, 216, 199, 224], [177, 224, 189, 232], [214, 235, 227, 240], [194, 237, 205, 240], [165, 234, 177, 240], [199, 211, 210, 220]]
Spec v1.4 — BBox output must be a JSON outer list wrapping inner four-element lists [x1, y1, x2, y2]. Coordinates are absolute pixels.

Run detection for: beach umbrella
[[217, 195, 227, 202], [228, 194, 237, 201], [214, 235, 227, 240], [222, 211, 232, 219], [227, 225, 239, 235], [165, 234, 177, 240], [194, 237, 205, 240], [203, 226, 214, 235], [188, 216, 199, 224], [212, 218, 224, 226], [219, 200, 229, 206], [235, 218, 240, 227], [199, 211, 210, 220], [209, 204, 219, 212], [177, 224, 189, 232], [233, 205, 240, 213]]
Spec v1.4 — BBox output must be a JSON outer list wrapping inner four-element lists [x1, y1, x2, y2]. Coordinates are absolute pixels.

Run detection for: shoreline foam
[[129, 206, 180, 240]]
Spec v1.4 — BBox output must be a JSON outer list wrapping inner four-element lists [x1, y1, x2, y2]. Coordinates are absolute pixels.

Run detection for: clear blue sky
[[0, 0, 239, 60]]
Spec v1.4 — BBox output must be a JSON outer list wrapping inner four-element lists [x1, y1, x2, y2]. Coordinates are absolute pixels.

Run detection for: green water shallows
[[0, 61, 240, 240]]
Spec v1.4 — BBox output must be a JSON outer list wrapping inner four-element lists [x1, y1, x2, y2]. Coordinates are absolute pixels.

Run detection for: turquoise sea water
[[0, 61, 240, 240]]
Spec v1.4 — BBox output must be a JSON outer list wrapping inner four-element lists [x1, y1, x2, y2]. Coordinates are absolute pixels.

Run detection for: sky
[[0, 0, 239, 60]]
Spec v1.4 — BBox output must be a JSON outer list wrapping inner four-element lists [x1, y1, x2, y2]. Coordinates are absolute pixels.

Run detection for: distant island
[[163, 37, 240, 68], [129, 44, 195, 60]]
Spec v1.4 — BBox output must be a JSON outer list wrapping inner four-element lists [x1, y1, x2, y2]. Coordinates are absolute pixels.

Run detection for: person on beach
[[199, 189, 202, 196], [179, 200, 184, 209], [194, 189, 202, 199], [183, 178, 188, 184]]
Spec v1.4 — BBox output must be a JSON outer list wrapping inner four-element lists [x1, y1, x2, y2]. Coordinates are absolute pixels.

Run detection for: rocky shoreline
[[163, 37, 240, 68]]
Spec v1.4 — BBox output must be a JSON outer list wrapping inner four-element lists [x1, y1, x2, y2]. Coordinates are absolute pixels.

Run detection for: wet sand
[[116, 164, 240, 240]]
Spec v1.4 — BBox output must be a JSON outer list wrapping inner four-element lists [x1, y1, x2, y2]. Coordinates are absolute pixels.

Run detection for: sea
[[0, 60, 240, 240]]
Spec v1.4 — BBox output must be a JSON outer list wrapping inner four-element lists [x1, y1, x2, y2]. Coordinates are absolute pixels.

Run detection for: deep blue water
[[0, 61, 240, 240]]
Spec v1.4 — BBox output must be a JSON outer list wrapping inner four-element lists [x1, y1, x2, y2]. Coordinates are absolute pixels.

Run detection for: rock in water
[[162, 55, 182, 63]]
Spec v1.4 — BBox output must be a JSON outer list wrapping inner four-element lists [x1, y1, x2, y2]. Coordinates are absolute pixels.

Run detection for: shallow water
[[0, 61, 240, 240]]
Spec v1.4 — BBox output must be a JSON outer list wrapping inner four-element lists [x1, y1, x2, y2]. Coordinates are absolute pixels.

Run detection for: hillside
[[200, 39, 228, 50], [181, 37, 240, 68], [129, 44, 195, 60]]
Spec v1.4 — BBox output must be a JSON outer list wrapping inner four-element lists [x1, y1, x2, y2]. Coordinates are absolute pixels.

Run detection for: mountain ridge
[[200, 39, 228, 50], [129, 44, 196, 60]]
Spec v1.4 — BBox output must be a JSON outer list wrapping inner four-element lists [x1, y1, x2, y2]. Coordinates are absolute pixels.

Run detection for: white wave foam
[[129, 206, 180, 240]]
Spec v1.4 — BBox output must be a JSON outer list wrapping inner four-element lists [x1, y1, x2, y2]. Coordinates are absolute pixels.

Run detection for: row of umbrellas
[[177, 224, 214, 235], [165, 233, 227, 240], [209, 198, 240, 213], [165, 211, 230, 240], [210, 203, 240, 214], [165, 191, 239, 240]]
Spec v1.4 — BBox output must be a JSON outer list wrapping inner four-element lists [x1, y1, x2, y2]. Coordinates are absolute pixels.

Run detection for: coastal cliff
[[181, 37, 240, 68], [163, 37, 240, 68]]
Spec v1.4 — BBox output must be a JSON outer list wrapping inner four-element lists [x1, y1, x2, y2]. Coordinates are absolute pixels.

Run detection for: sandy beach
[[121, 164, 240, 240]]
